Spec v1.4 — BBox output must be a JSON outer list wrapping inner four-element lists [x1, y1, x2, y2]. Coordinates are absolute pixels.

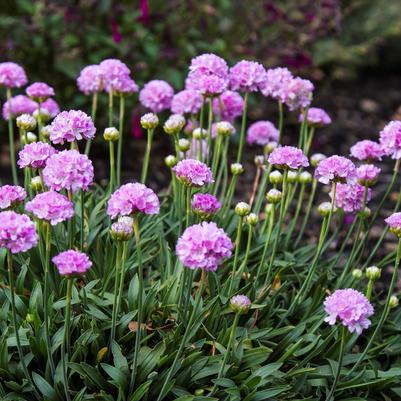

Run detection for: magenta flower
[[324, 288, 374, 335], [43, 150, 94, 193], [40, 98, 60, 118], [379, 120, 401, 159], [52, 250, 92, 276], [357, 164, 381, 186], [0, 185, 27, 209], [0, 62, 27, 88], [26, 191, 74, 225], [107, 183, 160, 219], [26, 82, 55, 101], [229, 60, 267, 93], [350, 140, 383, 161], [212, 90, 244, 122], [261, 67, 293, 99], [139, 80, 174, 113], [191, 193, 221, 218], [314, 155, 357, 184], [49, 110, 96, 145], [171, 89, 202, 115], [112, 76, 139, 95], [299, 107, 331, 127], [280, 77, 314, 111], [2, 95, 37, 120], [77, 65, 103, 94], [331, 183, 371, 213], [173, 159, 214, 187], [99, 58, 131, 92], [268, 146, 309, 170], [247, 120, 279, 146], [176, 221, 233, 271], [385, 212, 401, 236], [18, 142, 56, 169], [0, 211, 38, 253], [189, 54, 228, 77]]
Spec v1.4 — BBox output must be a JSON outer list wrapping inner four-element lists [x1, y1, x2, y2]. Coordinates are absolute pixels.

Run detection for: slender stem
[[117, 95, 125, 187], [108, 88, 114, 127], [277, 100, 284, 145], [253, 165, 272, 214], [236, 93, 248, 163], [110, 242, 123, 345], [80, 190, 84, 251], [141, 129, 154, 184], [109, 141, 116, 193], [222, 176, 237, 218], [85, 91, 98, 156], [212, 134, 222, 179], [228, 216, 243, 295], [214, 137, 229, 196], [298, 108, 308, 149], [198, 98, 205, 161], [206, 98, 214, 165], [366, 279, 374, 300], [285, 183, 306, 248], [67, 190, 75, 248], [116, 242, 128, 325], [185, 186, 192, 228], [305, 127, 315, 156], [37, 101, 43, 142], [6, 88, 18, 184], [249, 166, 262, 207]]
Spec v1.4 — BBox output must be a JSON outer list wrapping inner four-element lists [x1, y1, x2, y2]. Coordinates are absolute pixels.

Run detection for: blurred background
[[1, 0, 401, 181]]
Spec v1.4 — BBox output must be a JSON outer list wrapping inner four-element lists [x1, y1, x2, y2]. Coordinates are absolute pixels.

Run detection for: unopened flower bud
[[230, 295, 251, 314], [164, 114, 186, 135], [299, 171, 312, 184], [16, 114, 37, 131], [216, 121, 235, 137], [110, 221, 133, 242], [366, 266, 381, 281], [26, 313, 35, 323], [310, 153, 326, 167], [389, 295, 399, 309], [246, 213, 258, 226], [140, 113, 159, 130], [359, 206, 371, 219], [352, 268, 363, 279], [265, 203, 274, 214], [118, 216, 134, 228], [287, 171, 298, 184], [266, 189, 282, 204], [30, 176, 42, 191], [264, 141, 278, 155], [318, 201, 336, 217], [26, 132, 37, 143], [33, 108, 51, 123], [231, 163, 244, 175], [165, 155, 178, 168], [41, 125, 51, 139], [178, 138, 191, 152], [254, 155, 265, 167], [235, 202, 251, 216], [192, 127, 207, 140], [103, 127, 120, 142], [269, 170, 283, 185]]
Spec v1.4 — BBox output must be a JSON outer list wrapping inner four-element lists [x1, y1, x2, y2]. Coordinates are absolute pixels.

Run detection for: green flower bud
[[231, 163, 244, 175], [165, 155, 178, 168], [254, 155, 265, 167], [26, 132, 37, 143], [33, 108, 51, 123], [192, 127, 207, 140], [358, 206, 371, 219], [246, 213, 258, 226], [178, 138, 191, 152], [265, 203, 274, 214], [318, 201, 336, 217], [299, 171, 312, 184], [287, 171, 298, 184], [264, 141, 278, 155], [140, 113, 159, 130], [310, 153, 326, 167], [266, 189, 282, 204], [366, 266, 381, 281], [352, 268, 363, 279], [269, 170, 283, 185], [235, 202, 251, 217], [163, 114, 186, 135], [389, 295, 399, 309], [216, 121, 235, 137], [16, 114, 37, 131], [30, 176, 42, 191], [230, 295, 251, 314], [103, 127, 120, 142], [41, 125, 51, 139]]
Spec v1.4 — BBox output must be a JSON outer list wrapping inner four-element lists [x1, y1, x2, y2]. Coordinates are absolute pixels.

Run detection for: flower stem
[[85, 91, 98, 156], [206, 97, 214, 165], [236, 93, 248, 163], [110, 242, 122, 346], [109, 141, 116, 193], [198, 98, 205, 161], [141, 128, 154, 184], [228, 216, 244, 295], [185, 186, 192, 228], [285, 183, 306, 248], [80, 190, 85, 251], [277, 100, 284, 145], [117, 95, 125, 187], [6, 88, 18, 185], [108, 88, 114, 127], [253, 165, 272, 214]]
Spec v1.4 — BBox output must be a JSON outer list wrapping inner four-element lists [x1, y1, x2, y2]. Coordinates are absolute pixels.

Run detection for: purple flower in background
[[268, 146, 309, 170], [212, 90, 244, 122], [26, 82, 55, 101], [315, 155, 357, 184], [280, 77, 314, 111], [77, 65, 103, 95], [18, 142, 56, 169], [299, 107, 331, 127], [261, 67, 293, 99], [357, 164, 381, 186], [0, 62, 27, 88], [229, 60, 267, 92], [40, 98, 60, 118], [350, 140, 383, 161], [53, 250, 92, 276], [379, 120, 401, 159], [171, 89, 202, 115], [0, 185, 26, 209], [173, 159, 214, 187], [331, 183, 371, 213], [191, 193, 221, 218], [385, 212, 401, 236], [139, 80, 174, 113], [111, 18, 122, 43], [247, 121, 279, 146], [2, 95, 37, 120], [99, 58, 131, 93], [112, 76, 139, 95]]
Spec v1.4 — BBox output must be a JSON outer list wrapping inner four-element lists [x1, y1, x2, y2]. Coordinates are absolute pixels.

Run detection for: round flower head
[[191, 193, 221, 219], [230, 295, 251, 313], [324, 288, 374, 335], [385, 212, 401, 237], [26, 191, 74, 225], [26, 82, 55, 101], [163, 114, 186, 135], [40, 98, 60, 118], [261, 67, 293, 99], [350, 140, 383, 162], [176, 221, 233, 271], [77, 64, 103, 94], [0, 62, 27, 88], [49, 110, 96, 145], [280, 77, 314, 111], [140, 113, 159, 130], [173, 159, 214, 187], [112, 76, 139, 96], [107, 183, 160, 219], [247, 120, 279, 146], [18, 142, 56, 169], [229, 60, 267, 93], [110, 220, 133, 241], [2, 95, 37, 120], [331, 183, 371, 214], [43, 150, 94, 193], [357, 164, 381, 186], [0, 185, 26, 209], [171, 89, 202, 115], [379, 120, 401, 159], [268, 146, 309, 170], [212, 90, 244, 122], [215, 121, 235, 137], [52, 250, 92, 276], [16, 114, 36, 131], [299, 107, 331, 127], [0, 211, 38, 253], [139, 80, 174, 113], [99, 58, 131, 92], [189, 53, 229, 77], [314, 155, 357, 184]]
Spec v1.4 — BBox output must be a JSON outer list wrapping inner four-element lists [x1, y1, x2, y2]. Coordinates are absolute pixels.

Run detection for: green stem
[[85, 91, 98, 156], [222, 176, 237, 218], [212, 134, 222, 179], [253, 165, 272, 215], [67, 190, 75, 248], [108, 88, 114, 127], [185, 186, 192, 228], [117, 95, 125, 187], [109, 141, 116, 193], [298, 108, 308, 149], [206, 97, 214, 165], [141, 129, 154, 183], [37, 101, 43, 142], [227, 216, 244, 295], [285, 183, 306, 248], [7, 88, 18, 184], [305, 127, 315, 156], [236, 93, 248, 163], [277, 100, 284, 145], [198, 98, 205, 161], [366, 279, 374, 300], [110, 242, 123, 345], [80, 190, 84, 251]]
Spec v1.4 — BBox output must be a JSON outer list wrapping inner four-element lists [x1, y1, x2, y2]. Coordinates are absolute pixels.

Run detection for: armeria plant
[[0, 55, 400, 401]]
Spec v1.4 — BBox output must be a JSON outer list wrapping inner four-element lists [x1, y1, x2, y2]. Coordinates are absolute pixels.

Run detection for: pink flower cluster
[[173, 159, 214, 187], [191, 193, 221, 217], [0, 211, 38, 253], [379, 120, 401, 159], [315, 155, 356, 184], [99, 58, 133, 93], [18, 142, 56, 169], [281, 77, 314, 111], [332, 183, 371, 214], [261, 67, 293, 99], [350, 140, 383, 161], [43, 150, 94, 193], [107, 183, 160, 219], [299, 107, 331, 127], [26, 82, 55, 100], [385, 212, 401, 236], [324, 288, 374, 335], [229, 60, 266, 93], [0, 185, 27, 209], [171, 89, 202, 115], [212, 90, 244, 122], [40, 98, 60, 118], [247, 121, 279, 146], [0, 62, 27, 88], [52, 250, 92, 276], [268, 146, 309, 170], [230, 295, 251, 312], [139, 80, 174, 113], [176, 221, 233, 271], [2, 95, 37, 120], [77, 65, 103, 94], [357, 164, 381, 186]]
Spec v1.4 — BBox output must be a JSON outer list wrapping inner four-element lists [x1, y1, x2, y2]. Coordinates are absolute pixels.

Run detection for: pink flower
[[386, 212, 401, 236], [26, 191, 74, 225], [229, 60, 267, 93], [173, 159, 214, 187], [99, 58, 131, 93], [26, 82, 55, 101], [176, 221, 233, 271], [49, 110, 96, 144], [189, 53, 228, 77], [40, 98, 60, 118], [299, 107, 331, 127], [0, 62, 27, 88], [139, 80, 174, 113], [230, 295, 251, 313], [331, 183, 371, 213], [357, 164, 381, 186], [171, 89, 202, 115], [2, 95, 37, 120], [280, 77, 314, 111], [0, 185, 26, 209], [379, 120, 401, 159], [112, 76, 139, 95], [314, 155, 357, 184], [324, 288, 374, 335], [52, 250, 92, 276], [0, 211, 38, 253], [261, 67, 293, 99], [268, 146, 309, 170], [247, 121, 279, 146], [191, 193, 221, 218], [18, 142, 56, 169], [107, 183, 160, 219], [212, 90, 244, 122], [43, 150, 94, 193], [350, 140, 383, 161], [77, 65, 103, 94]]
